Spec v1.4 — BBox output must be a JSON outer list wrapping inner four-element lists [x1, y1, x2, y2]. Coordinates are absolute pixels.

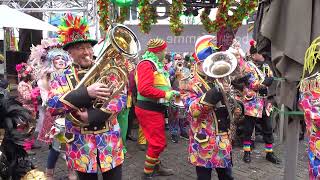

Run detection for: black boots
[[154, 163, 174, 176], [243, 151, 251, 163], [142, 162, 174, 179], [266, 152, 281, 164], [243, 151, 281, 164]]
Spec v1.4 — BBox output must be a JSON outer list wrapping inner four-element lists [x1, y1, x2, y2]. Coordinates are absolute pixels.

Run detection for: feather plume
[[302, 36, 320, 79], [58, 14, 90, 45]]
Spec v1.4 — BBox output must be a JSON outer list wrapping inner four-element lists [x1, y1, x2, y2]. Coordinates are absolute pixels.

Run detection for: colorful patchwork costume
[[180, 35, 234, 180], [240, 40, 280, 164], [47, 14, 126, 177], [299, 36, 320, 179]]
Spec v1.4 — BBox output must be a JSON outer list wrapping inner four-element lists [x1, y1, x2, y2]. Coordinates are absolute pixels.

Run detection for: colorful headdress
[[46, 48, 70, 64], [195, 35, 219, 61], [249, 39, 257, 54], [302, 36, 320, 79], [58, 13, 97, 50], [27, 38, 62, 80], [147, 38, 167, 53]]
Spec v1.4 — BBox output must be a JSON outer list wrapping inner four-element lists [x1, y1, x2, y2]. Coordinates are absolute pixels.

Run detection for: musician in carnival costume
[[135, 38, 178, 179], [299, 36, 320, 179], [240, 40, 280, 164], [47, 14, 126, 180], [179, 35, 238, 180], [168, 53, 191, 143]]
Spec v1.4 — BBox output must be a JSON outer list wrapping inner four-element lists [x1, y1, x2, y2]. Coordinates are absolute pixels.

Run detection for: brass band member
[[180, 35, 237, 180], [240, 40, 280, 164], [47, 14, 125, 180]]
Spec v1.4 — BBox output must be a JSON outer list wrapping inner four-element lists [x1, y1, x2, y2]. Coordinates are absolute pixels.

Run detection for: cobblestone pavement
[[30, 131, 309, 180]]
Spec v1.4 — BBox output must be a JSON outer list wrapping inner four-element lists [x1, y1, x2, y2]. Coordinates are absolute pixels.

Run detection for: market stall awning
[[0, 5, 58, 31]]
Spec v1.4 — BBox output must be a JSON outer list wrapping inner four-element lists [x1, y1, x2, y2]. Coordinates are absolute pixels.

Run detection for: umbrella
[[0, 5, 58, 79]]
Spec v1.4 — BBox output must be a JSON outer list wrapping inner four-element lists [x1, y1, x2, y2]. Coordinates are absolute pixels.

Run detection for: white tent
[[0, 5, 58, 78], [0, 5, 58, 31]]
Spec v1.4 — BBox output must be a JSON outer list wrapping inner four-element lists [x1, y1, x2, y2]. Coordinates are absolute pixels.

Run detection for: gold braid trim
[[300, 75, 320, 92]]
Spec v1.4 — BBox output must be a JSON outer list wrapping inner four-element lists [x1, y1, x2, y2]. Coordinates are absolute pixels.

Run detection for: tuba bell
[[202, 51, 242, 142], [69, 24, 140, 127], [202, 51, 238, 79]]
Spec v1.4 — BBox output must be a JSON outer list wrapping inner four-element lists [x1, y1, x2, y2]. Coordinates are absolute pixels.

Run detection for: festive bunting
[[169, 0, 184, 36]]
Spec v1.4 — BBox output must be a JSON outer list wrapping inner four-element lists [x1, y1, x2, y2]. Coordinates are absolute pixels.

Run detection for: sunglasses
[[174, 58, 182, 60]]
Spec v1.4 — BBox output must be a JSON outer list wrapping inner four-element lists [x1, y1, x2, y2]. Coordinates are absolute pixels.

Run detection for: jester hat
[[147, 38, 167, 53], [58, 13, 97, 50], [194, 35, 219, 61]]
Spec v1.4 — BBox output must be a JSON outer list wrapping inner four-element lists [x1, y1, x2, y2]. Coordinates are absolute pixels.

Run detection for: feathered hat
[[194, 35, 219, 61], [58, 13, 97, 50], [249, 39, 258, 54]]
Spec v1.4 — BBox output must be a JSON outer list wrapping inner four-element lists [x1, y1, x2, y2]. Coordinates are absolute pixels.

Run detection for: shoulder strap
[[248, 61, 265, 82]]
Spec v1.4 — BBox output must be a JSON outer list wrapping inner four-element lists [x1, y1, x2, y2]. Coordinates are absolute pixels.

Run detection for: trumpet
[[176, 61, 184, 72]]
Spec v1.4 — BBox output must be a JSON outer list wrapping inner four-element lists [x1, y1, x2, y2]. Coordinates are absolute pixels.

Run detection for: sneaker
[[171, 134, 179, 143], [243, 151, 251, 163], [266, 152, 281, 164]]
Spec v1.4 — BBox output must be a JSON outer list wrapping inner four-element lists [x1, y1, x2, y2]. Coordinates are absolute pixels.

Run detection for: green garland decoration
[[98, 0, 110, 31], [228, 0, 258, 30], [138, 0, 157, 34], [116, 7, 129, 23], [200, 0, 230, 33], [200, 0, 257, 33], [169, 0, 184, 36]]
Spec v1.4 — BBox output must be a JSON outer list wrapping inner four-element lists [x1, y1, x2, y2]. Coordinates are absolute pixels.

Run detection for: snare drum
[[171, 99, 186, 119]]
